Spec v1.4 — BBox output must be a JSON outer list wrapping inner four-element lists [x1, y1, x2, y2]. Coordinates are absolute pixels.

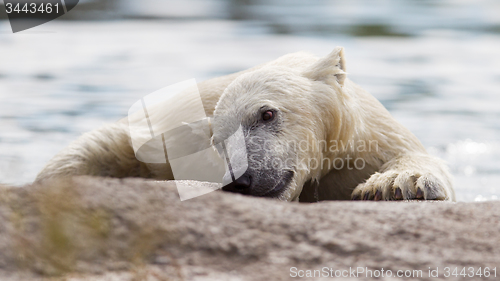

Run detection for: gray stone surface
[[0, 177, 499, 280]]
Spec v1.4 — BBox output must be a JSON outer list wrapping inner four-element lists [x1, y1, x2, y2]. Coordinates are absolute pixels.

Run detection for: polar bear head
[[212, 47, 350, 201]]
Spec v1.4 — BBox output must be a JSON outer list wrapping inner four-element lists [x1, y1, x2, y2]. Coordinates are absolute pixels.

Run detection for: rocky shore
[[0, 177, 499, 280]]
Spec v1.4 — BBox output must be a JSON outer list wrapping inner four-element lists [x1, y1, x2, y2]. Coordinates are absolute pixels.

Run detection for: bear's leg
[[35, 123, 153, 182], [351, 153, 455, 201]]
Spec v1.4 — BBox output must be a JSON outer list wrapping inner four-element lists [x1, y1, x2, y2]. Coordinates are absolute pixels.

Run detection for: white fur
[[36, 48, 455, 202]]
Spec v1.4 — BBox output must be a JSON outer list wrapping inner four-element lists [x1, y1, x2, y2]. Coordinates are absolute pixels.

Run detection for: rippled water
[[0, 0, 499, 201]]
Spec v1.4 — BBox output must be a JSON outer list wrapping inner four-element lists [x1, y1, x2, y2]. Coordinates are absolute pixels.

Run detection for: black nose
[[222, 172, 252, 195]]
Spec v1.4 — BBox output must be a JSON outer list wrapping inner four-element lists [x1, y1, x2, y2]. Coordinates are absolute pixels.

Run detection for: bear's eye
[[261, 110, 274, 122]]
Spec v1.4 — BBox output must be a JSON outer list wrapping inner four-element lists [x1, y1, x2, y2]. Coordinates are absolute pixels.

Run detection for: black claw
[[416, 187, 424, 199], [374, 190, 382, 201], [363, 192, 371, 200], [352, 194, 361, 200], [394, 187, 403, 200]]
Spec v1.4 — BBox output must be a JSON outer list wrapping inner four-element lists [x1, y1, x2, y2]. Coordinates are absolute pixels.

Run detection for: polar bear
[[36, 47, 455, 202]]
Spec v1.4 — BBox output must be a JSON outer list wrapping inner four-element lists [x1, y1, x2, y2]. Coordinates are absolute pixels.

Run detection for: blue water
[[0, 0, 499, 201]]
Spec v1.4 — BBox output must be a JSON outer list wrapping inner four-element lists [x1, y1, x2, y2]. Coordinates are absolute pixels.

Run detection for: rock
[[0, 177, 499, 280]]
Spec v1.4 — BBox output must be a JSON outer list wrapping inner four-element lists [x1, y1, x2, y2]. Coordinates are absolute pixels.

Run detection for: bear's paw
[[351, 171, 450, 201]]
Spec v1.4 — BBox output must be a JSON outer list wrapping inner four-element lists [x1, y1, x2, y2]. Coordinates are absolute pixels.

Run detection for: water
[[0, 0, 499, 201]]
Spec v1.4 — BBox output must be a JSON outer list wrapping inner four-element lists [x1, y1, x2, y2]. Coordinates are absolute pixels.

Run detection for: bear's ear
[[303, 47, 346, 86]]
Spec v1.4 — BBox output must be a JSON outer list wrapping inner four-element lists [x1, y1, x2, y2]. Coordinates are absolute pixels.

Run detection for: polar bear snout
[[222, 172, 252, 195], [222, 165, 294, 199]]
